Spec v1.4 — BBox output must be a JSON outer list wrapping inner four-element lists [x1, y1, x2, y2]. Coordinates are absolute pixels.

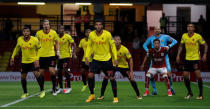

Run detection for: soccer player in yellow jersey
[[36, 19, 60, 96], [85, 19, 119, 103], [98, 35, 142, 100], [56, 25, 76, 94], [10, 27, 44, 98], [78, 29, 92, 92], [176, 23, 208, 100]]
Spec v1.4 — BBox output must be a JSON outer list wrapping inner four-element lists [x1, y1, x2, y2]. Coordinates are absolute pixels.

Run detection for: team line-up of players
[[10, 19, 208, 103]]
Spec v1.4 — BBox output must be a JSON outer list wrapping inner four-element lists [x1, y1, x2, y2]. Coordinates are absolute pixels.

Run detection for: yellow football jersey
[[58, 33, 74, 59], [79, 38, 92, 62], [181, 33, 205, 60], [11, 36, 40, 63], [85, 30, 117, 61], [113, 45, 131, 68], [36, 29, 59, 57]]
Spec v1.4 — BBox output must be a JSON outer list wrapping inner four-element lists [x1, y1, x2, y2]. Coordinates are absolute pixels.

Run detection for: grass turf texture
[[0, 81, 210, 109]]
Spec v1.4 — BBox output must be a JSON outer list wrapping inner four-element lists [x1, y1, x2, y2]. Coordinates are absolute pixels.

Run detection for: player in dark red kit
[[143, 39, 172, 96]]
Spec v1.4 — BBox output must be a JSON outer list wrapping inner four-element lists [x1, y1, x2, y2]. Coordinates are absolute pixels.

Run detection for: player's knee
[[88, 73, 94, 78], [146, 73, 151, 78], [110, 77, 115, 81], [104, 76, 109, 79], [33, 72, 39, 78], [49, 67, 55, 74], [162, 73, 168, 78], [167, 71, 172, 76], [21, 74, 27, 79], [64, 72, 70, 78], [81, 68, 85, 74]]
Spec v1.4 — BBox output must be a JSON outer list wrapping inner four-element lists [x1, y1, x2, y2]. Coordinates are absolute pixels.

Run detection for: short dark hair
[[153, 39, 160, 43], [94, 19, 104, 24], [187, 23, 195, 27], [42, 19, 49, 24], [114, 35, 121, 39], [85, 29, 92, 32], [23, 26, 31, 31]]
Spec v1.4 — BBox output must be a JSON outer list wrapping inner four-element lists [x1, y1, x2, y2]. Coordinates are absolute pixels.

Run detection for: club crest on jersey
[[161, 53, 164, 56], [49, 35, 51, 37], [102, 37, 104, 40]]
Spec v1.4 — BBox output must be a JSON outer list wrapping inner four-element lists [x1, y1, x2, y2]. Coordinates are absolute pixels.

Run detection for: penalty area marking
[[192, 82, 210, 88], [1, 105, 210, 108], [0, 89, 51, 107]]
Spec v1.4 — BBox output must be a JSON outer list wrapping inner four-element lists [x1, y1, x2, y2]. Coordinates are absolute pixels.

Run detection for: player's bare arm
[[176, 43, 184, 64], [202, 43, 208, 62]]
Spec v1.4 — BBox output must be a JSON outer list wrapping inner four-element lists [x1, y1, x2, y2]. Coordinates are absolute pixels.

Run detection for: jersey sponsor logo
[[40, 38, 53, 42], [21, 46, 32, 50], [59, 41, 67, 45], [161, 40, 164, 42], [93, 40, 106, 45], [161, 53, 164, 56], [186, 42, 196, 46]]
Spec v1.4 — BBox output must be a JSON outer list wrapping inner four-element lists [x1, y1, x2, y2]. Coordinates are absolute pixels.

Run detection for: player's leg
[[57, 59, 63, 90], [144, 72, 151, 96], [103, 59, 118, 103], [39, 57, 46, 94], [48, 57, 57, 96], [165, 55, 175, 95], [195, 69, 203, 100], [159, 68, 172, 96], [120, 68, 141, 99], [183, 60, 193, 99], [32, 63, 44, 92], [98, 75, 108, 100], [109, 72, 118, 103], [193, 61, 203, 100], [86, 60, 99, 102], [63, 58, 72, 94], [20, 65, 28, 98], [144, 68, 157, 96], [149, 61, 157, 95], [81, 62, 88, 92]]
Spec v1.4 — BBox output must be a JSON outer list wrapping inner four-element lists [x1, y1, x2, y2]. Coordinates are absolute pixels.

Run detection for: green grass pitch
[[0, 81, 210, 109]]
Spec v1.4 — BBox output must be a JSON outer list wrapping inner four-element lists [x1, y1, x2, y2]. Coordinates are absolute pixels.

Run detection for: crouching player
[[143, 39, 172, 97], [98, 35, 142, 100]]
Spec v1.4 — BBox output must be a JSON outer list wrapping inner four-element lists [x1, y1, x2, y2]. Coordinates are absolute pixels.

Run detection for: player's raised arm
[[143, 37, 151, 52]]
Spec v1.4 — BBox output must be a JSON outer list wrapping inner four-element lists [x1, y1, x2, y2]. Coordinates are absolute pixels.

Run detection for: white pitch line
[[192, 82, 210, 88], [0, 89, 51, 107], [3, 105, 210, 108]]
